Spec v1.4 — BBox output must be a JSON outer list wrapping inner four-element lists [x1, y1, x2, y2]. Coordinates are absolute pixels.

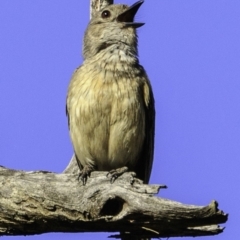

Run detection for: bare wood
[[0, 167, 227, 238], [90, 0, 113, 18]]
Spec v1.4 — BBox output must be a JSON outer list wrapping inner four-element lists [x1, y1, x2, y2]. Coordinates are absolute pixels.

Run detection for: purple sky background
[[0, 0, 239, 239]]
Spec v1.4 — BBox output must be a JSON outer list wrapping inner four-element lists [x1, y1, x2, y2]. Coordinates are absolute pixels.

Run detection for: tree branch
[[0, 167, 227, 238]]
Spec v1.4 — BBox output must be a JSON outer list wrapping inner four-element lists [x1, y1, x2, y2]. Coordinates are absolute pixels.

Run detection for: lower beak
[[117, 0, 145, 28]]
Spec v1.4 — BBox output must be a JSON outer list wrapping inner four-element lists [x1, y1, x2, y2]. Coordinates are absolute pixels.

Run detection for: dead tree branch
[[0, 167, 227, 238]]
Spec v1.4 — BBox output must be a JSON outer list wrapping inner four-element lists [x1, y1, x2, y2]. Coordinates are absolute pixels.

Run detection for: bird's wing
[[66, 104, 70, 129], [66, 66, 84, 170], [135, 73, 155, 184], [66, 67, 81, 129]]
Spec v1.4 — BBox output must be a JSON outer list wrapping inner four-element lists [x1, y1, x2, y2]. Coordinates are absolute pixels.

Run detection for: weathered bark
[[0, 166, 227, 238]]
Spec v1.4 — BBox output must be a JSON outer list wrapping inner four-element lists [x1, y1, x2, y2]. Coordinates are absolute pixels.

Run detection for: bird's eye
[[101, 10, 111, 19]]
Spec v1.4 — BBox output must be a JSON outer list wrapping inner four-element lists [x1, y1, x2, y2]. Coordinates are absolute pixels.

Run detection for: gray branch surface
[[0, 166, 227, 238]]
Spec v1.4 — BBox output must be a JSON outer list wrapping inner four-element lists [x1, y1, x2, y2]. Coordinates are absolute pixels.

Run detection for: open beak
[[117, 0, 144, 28]]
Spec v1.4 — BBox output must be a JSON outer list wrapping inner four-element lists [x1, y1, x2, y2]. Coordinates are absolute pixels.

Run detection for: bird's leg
[[78, 165, 95, 185], [107, 166, 128, 183]]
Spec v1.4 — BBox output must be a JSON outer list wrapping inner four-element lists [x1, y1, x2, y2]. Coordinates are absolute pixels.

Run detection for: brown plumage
[[66, 0, 155, 184]]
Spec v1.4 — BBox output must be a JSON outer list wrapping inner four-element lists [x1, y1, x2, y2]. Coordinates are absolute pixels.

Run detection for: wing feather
[[135, 74, 155, 184]]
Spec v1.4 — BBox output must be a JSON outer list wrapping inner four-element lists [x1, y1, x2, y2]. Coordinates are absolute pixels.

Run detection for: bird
[[66, 0, 155, 186]]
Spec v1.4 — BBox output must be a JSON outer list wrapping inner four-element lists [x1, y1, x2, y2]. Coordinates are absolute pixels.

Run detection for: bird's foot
[[78, 165, 94, 185], [107, 166, 128, 183]]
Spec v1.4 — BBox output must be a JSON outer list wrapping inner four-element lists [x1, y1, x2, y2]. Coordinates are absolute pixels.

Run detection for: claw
[[77, 165, 94, 185], [107, 166, 128, 183]]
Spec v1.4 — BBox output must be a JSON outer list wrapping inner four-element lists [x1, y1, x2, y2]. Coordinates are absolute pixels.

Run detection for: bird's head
[[83, 0, 144, 60]]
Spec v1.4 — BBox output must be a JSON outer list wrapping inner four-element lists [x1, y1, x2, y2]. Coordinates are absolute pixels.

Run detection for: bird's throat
[[95, 42, 138, 66]]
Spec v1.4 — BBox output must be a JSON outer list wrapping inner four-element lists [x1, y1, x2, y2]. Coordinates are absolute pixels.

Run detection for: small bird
[[66, 0, 155, 185]]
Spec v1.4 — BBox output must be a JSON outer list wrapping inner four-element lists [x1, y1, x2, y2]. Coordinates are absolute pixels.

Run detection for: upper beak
[[117, 0, 145, 28]]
